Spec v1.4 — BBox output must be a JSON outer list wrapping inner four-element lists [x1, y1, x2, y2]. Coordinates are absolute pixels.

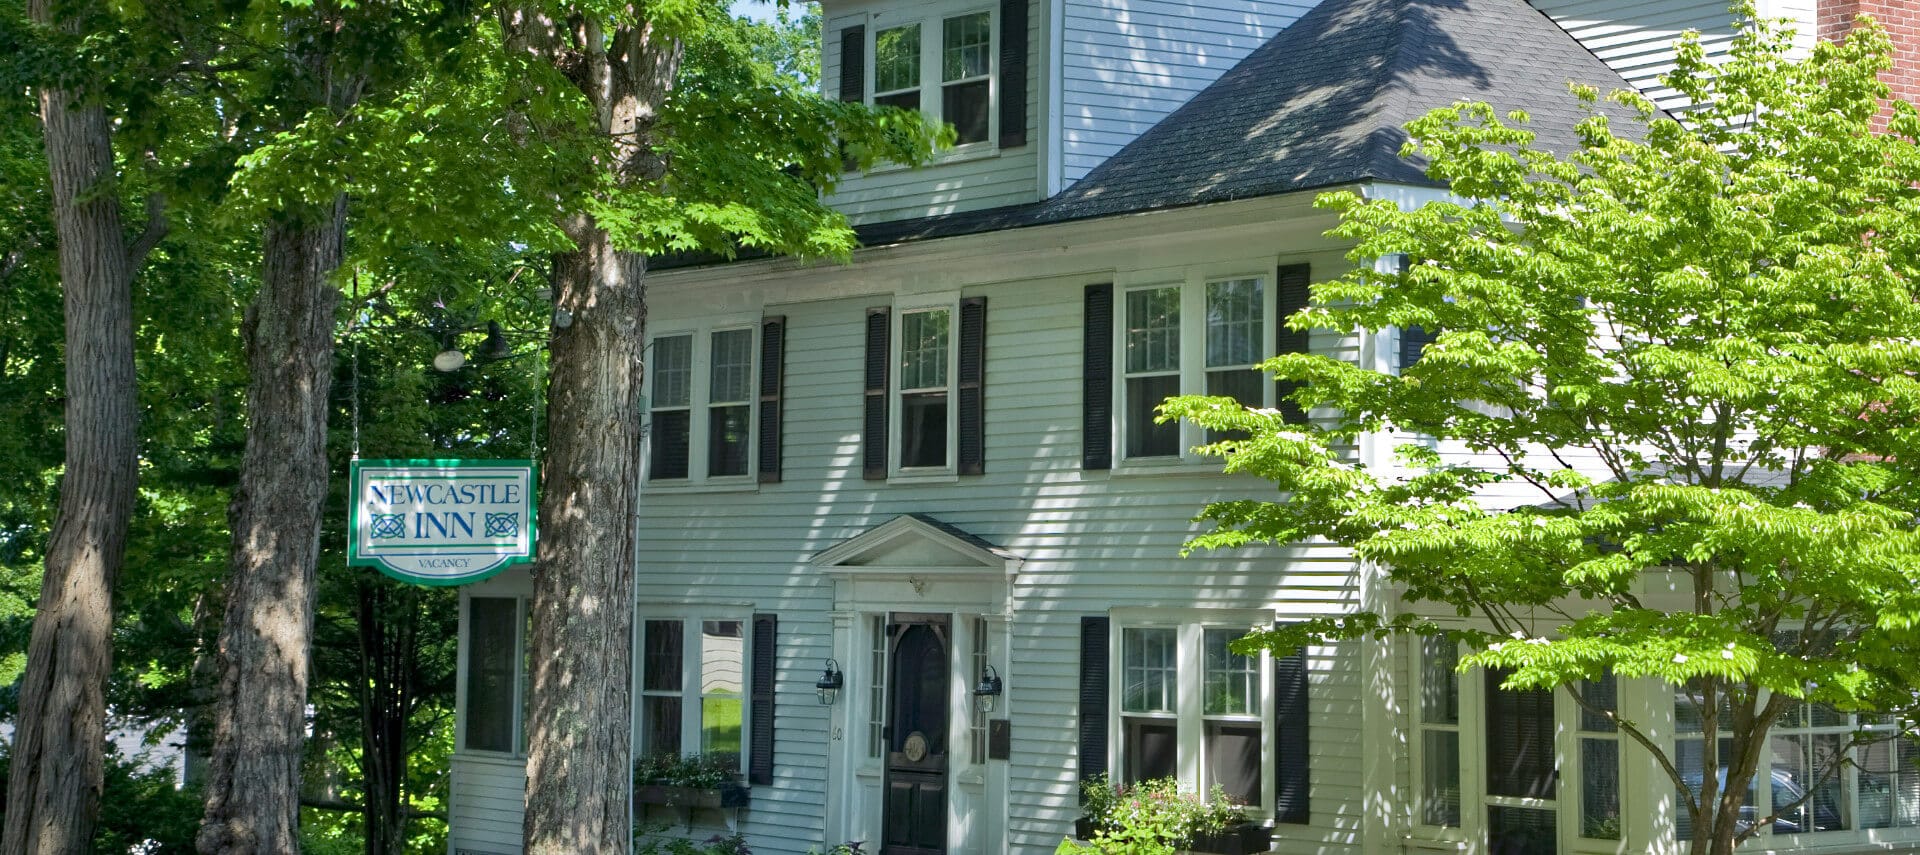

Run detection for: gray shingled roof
[[1037, 0, 1648, 222], [661, 0, 1651, 266]]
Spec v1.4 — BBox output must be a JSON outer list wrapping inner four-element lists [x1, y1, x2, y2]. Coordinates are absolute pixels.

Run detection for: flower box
[[1184, 822, 1273, 855], [1068, 818, 1271, 854], [633, 781, 750, 809]]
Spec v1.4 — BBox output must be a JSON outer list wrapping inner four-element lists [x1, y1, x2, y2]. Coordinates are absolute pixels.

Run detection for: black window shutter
[[1082, 284, 1113, 470], [863, 307, 890, 480], [1400, 324, 1434, 371], [997, 0, 1028, 149], [958, 297, 987, 475], [1274, 642, 1310, 824], [758, 317, 786, 483], [840, 26, 866, 103], [749, 613, 777, 785], [1079, 616, 1111, 783], [1275, 264, 1310, 424]]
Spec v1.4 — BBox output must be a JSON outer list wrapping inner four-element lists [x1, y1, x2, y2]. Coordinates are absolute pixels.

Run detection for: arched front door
[[883, 613, 950, 855]]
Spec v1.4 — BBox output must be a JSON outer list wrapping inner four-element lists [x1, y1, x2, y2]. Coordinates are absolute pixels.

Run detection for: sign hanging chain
[[350, 267, 362, 461], [529, 337, 544, 461]]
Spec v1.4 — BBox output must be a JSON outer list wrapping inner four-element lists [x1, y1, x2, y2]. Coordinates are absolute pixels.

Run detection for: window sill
[[888, 469, 960, 485], [643, 479, 761, 495], [854, 142, 999, 177], [453, 750, 527, 765], [1108, 457, 1226, 478]]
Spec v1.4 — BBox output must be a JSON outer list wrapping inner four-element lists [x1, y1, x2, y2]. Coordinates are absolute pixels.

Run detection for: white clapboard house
[[446, 0, 1920, 853]]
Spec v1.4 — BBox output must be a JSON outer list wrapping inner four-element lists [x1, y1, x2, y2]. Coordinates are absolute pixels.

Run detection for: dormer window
[[868, 8, 996, 149]]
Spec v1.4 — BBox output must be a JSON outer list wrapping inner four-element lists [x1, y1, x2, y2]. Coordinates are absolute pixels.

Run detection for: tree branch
[[126, 192, 169, 270]]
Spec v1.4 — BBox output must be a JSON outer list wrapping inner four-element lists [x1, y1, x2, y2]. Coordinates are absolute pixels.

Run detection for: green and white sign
[[348, 459, 537, 586]]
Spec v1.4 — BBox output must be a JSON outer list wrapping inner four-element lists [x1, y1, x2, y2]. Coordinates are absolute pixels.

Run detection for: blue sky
[[730, 0, 782, 22]]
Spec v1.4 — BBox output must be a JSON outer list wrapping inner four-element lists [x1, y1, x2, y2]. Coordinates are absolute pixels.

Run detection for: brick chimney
[[1820, 0, 1920, 128]]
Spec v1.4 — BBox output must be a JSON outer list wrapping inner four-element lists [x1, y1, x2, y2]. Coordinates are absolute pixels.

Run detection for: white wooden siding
[[448, 756, 526, 855], [1058, 0, 1318, 185], [1525, 0, 1750, 114], [821, 0, 1043, 224], [627, 197, 1365, 854]]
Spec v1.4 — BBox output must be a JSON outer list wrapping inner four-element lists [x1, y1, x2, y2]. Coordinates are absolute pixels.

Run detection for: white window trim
[[865, 2, 999, 163], [1112, 265, 1277, 470], [456, 593, 529, 759], [635, 607, 756, 772], [889, 296, 961, 480], [645, 317, 761, 489], [1107, 611, 1275, 820]]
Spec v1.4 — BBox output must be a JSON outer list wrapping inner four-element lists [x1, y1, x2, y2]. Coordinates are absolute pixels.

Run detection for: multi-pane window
[[866, 10, 995, 149], [1417, 635, 1462, 827], [708, 330, 753, 478], [639, 617, 751, 773], [1121, 627, 1178, 783], [1202, 629, 1262, 805], [648, 326, 758, 482], [1117, 623, 1270, 813], [970, 616, 990, 765], [1577, 675, 1622, 840], [868, 615, 889, 759], [1204, 279, 1264, 442], [898, 307, 952, 470], [650, 336, 694, 479], [464, 597, 528, 754], [873, 24, 921, 111], [1119, 275, 1274, 461], [941, 13, 992, 144], [1124, 288, 1181, 458]]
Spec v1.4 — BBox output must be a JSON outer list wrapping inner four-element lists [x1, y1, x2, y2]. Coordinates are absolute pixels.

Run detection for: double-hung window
[[649, 325, 758, 483], [898, 307, 952, 469], [639, 616, 749, 772], [1119, 273, 1274, 462], [870, 8, 995, 148], [1117, 623, 1269, 810]]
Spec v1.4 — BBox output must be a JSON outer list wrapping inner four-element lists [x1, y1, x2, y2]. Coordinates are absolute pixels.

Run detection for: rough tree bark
[[500, 7, 680, 852], [2, 1, 156, 852], [196, 202, 346, 855]]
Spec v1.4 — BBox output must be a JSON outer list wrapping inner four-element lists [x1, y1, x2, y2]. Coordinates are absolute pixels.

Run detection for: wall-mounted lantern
[[973, 664, 1003, 713], [816, 659, 844, 705]]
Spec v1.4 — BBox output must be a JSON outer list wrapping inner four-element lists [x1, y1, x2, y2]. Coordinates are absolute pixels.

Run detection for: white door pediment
[[810, 513, 1020, 582]]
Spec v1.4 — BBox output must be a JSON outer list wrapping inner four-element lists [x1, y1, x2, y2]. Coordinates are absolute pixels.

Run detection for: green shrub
[[1062, 775, 1248, 855]]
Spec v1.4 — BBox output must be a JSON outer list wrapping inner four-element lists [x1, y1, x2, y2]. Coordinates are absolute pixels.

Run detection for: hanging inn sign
[[348, 459, 537, 585]]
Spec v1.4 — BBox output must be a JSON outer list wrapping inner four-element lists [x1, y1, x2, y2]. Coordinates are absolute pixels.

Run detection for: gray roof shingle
[[1039, 0, 1648, 222]]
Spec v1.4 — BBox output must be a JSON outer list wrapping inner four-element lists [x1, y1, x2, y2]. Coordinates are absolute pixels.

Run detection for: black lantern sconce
[[973, 664, 1004, 713], [815, 659, 844, 705]]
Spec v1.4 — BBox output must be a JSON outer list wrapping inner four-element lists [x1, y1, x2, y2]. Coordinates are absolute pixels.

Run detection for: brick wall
[[1820, 0, 1920, 127]]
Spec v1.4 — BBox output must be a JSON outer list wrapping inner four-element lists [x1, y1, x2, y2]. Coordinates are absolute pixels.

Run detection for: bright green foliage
[[563, 2, 948, 259], [1165, 8, 1920, 850], [1057, 776, 1249, 855]]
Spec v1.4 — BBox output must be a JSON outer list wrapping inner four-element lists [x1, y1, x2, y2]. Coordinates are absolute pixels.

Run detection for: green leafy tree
[[1167, 12, 1920, 855], [493, 3, 943, 850]]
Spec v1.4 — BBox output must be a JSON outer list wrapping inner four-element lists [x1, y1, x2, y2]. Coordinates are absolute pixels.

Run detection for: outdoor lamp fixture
[[432, 335, 467, 372], [973, 664, 1003, 713], [481, 321, 513, 361], [815, 659, 844, 705]]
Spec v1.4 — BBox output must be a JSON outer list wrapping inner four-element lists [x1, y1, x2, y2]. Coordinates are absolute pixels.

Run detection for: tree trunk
[[356, 582, 415, 855], [504, 8, 679, 851], [197, 203, 345, 855], [2, 3, 141, 854], [523, 227, 648, 854]]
